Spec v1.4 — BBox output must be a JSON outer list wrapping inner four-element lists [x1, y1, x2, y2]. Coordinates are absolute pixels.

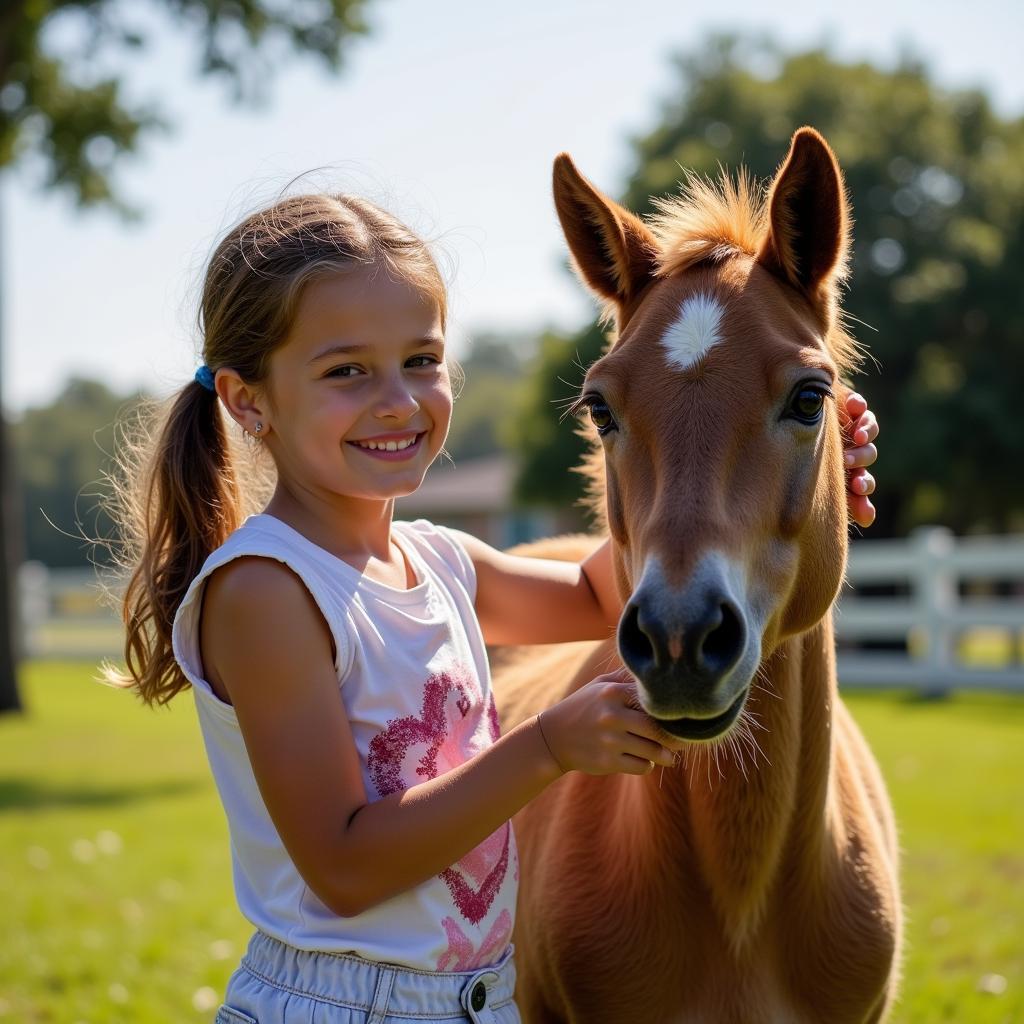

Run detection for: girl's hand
[[537, 672, 676, 777], [842, 391, 879, 528]]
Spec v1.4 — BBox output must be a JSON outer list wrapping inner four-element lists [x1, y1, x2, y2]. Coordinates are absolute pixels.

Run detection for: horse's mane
[[649, 170, 767, 279], [575, 168, 864, 530]]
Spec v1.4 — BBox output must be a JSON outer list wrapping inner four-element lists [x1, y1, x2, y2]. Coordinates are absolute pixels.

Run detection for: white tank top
[[171, 514, 518, 972]]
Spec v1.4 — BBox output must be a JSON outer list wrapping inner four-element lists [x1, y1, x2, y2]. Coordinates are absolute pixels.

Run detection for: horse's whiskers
[[752, 667, 782, 701], [727, 732, 750, 782], [739, 714, 772, 769]]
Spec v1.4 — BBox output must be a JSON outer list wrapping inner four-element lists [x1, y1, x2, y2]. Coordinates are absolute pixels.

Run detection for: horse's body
[[493, 130, 901, 1023]]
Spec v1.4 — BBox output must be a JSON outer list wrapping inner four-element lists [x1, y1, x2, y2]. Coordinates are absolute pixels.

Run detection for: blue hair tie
[[194, 365, 216, 392]]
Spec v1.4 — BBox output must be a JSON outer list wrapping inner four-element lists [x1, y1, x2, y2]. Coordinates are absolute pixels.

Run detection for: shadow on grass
[[0, 776, 203, 812]]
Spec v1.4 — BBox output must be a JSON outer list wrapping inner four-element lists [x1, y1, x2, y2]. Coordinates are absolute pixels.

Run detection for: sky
[[3, 0, 1023, 412]]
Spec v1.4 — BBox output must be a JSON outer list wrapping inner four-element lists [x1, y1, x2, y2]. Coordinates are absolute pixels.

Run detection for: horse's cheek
[[604, 464, 629, 549], [777, 444, 847, 637]]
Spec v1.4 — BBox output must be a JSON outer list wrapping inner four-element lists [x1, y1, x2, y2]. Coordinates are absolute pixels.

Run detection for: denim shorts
[[215, 930, 521, 1024]]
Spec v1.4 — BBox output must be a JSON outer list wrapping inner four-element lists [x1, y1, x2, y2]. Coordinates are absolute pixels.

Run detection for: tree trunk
[[0, 176, 24, 714]]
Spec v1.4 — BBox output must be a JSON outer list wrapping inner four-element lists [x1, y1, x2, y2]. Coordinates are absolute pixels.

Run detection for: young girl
[[109, 192, 879, 1024]]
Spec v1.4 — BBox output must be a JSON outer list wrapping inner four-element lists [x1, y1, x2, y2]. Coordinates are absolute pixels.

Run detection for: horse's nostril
[[696, 600, 745, 676], [618, 601, 656, 677]]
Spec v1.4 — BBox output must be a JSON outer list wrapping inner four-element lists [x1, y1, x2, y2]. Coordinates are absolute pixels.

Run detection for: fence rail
[[836, 527, 1024, 693], [17, 527, 1024, 692]]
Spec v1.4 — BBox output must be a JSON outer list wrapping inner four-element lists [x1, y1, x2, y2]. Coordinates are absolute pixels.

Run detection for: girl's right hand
[[537, 673, 676, 777]]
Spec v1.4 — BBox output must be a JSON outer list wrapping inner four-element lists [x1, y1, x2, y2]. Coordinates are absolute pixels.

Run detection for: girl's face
[[261, 266, 452, 505]]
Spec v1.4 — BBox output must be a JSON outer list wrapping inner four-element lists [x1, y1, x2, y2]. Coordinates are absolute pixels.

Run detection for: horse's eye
[[588, 399, 616, 434], [789, 385, 828, 424]]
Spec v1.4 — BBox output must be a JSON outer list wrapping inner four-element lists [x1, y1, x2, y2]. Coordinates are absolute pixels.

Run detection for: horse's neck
[[644, 615, 838, 947]]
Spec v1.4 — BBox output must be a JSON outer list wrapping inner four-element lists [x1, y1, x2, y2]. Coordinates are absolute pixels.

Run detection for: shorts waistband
[[238, 930, 516, 1021]]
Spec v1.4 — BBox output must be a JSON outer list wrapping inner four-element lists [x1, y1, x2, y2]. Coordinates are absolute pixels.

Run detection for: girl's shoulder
[[172, 516, 354, 704]]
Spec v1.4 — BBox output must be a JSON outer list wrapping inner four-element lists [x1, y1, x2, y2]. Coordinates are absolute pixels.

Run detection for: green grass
[[0, 662, 250, 1023], [1, 664, 1022, 1022], [842, 689, 1024, 1023]]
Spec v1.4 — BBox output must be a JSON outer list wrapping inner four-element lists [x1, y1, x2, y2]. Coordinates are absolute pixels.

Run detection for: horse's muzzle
[[618, 562, 755, 735]]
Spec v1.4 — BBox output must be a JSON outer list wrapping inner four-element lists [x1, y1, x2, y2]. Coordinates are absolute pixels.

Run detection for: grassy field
[[1, 662, 1022, 1023]]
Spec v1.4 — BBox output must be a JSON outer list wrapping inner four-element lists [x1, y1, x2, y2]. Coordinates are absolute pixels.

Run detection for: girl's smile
[[348, 431, 427, 459]]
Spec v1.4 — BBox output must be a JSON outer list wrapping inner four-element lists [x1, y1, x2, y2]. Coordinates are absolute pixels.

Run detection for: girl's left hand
[[843, 392, 879, 528]]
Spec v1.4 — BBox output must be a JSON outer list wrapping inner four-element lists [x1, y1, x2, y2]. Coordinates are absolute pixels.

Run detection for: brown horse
[[494, 128, 902, 1023]]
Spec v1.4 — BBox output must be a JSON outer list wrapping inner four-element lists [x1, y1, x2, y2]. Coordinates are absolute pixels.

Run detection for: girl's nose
[[373, 376, 420, 420]]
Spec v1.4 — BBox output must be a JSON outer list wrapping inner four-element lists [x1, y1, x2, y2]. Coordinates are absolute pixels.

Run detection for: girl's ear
[[553, 153, 659, 307], [215, 368, 271, 437], [758, 127, 850, 309]]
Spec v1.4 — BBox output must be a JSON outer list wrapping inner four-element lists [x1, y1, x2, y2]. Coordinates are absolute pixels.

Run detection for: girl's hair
[[103, 193, 448, 706]]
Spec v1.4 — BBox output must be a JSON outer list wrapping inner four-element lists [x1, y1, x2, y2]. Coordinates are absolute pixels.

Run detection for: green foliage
[[513, 321, 606, 509], [2, 662, 1022, 1020], [516, 36, 1024, 536], [0, 0, 370, 210], [12, 377, 143, 568], [445, 331, 535, 462]]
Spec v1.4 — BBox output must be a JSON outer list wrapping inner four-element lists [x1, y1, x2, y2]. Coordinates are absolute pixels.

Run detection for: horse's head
[[556, 128, 858, 741]]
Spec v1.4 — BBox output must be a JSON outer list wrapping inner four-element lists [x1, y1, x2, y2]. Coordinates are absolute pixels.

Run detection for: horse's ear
[[553, 153, 659, 305], [758, 128, 850, 305]]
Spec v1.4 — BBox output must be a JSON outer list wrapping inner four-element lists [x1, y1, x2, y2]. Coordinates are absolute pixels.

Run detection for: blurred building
[[396, 454, 576, 548]]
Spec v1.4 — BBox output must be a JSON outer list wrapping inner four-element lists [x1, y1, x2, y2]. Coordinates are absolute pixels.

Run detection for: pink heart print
[[437, 909, 514, 972], [367, 667, 510, 925]]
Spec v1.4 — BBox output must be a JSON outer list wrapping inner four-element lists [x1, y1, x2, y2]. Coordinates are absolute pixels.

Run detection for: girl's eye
[[406, 355, 439, 368], [787, 383, 831, 424], [325, 365, 362, 379]]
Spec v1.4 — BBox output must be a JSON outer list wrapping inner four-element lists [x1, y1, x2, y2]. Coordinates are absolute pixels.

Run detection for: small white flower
[[96, 830, 123, 855], [977, 974, 1008, 996], [208, 939, 234, 961], [71, 839, 96, 864], [118, 899, 144, 925], [157, 878, 183, 901], [192, 987, 219, 1012]]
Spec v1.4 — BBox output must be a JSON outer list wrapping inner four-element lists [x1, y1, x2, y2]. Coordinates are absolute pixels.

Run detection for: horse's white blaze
[[660, 292, 725, 371]]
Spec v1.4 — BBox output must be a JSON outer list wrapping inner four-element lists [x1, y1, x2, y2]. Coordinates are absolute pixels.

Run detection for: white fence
[[19, 563, 123, 661], [836, 527, 1024, 693], [16, 528, 1024, 692]]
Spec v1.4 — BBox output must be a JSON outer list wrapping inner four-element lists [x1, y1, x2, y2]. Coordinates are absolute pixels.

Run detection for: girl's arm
[[200, 557, 673, 919], [453, 530, 620, 646]]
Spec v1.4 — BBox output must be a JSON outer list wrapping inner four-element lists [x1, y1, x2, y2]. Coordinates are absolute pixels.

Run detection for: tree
[[514, 322, 605, 511], [515, 36, 1024, 538], [445, 331, 536, 462], [12, 377, 144, 568], [0, 0, 370, 712]]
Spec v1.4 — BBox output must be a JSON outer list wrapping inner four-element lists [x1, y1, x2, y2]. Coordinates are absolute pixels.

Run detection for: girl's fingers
[[852, 410, 879, 446], [624, 732, 675, 767], [622, 708, 671, 743], [845, 392, 867, 420], [844, 442, 878, 469], [849, 494, 876, 528], [850, 470, 876, 496], [620, 753, 658, 775], [846, 468, 875, 495]]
